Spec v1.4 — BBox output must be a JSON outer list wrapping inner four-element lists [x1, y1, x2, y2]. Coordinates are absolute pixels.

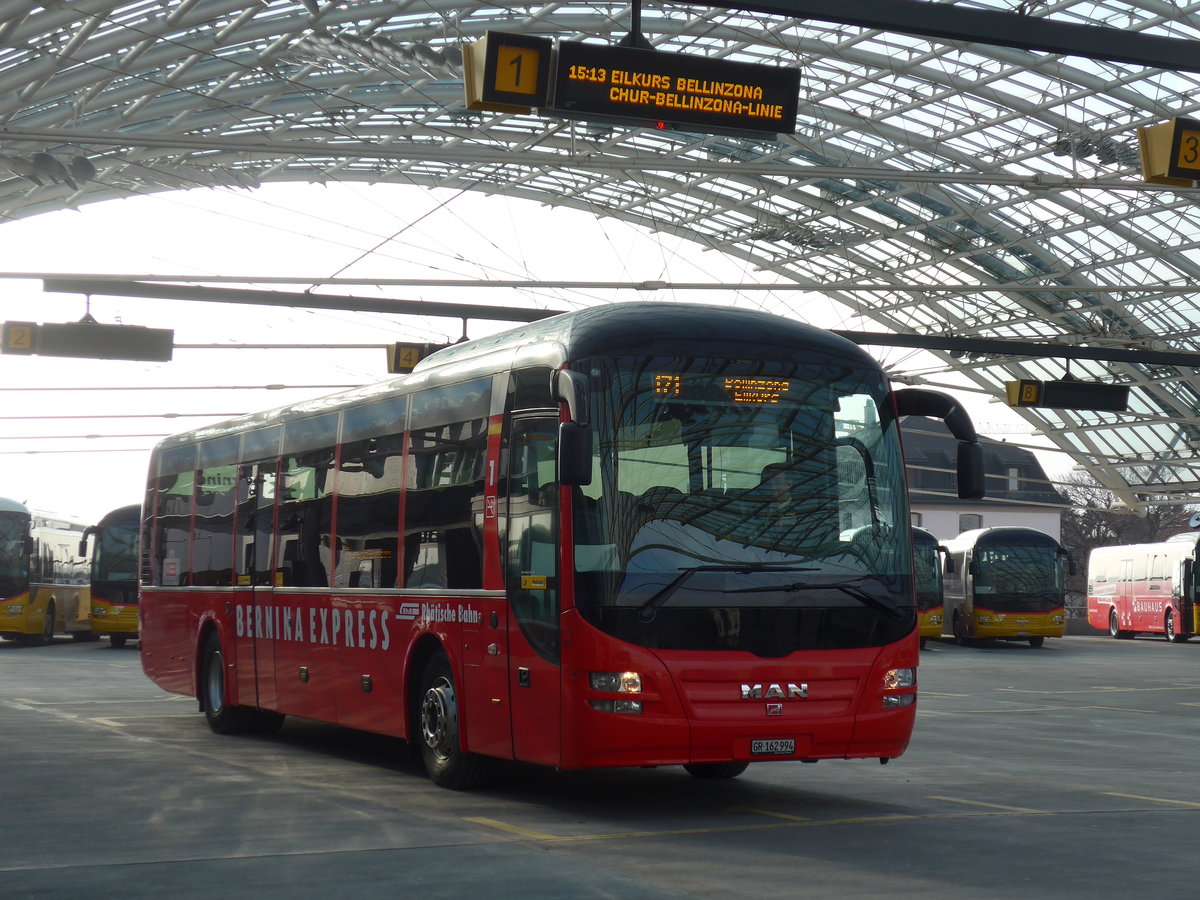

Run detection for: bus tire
[[201, 632, 255, 735], [1028, 636, 1045, 648], [418, 654, 493, 790], [684, 762, 750, 779], [1166, 610, 1188, 643], [952, 612, 968, 646], [38, 601, 55, 645], [110, 635, 128, 649], [1109, 609, 1133, 640]]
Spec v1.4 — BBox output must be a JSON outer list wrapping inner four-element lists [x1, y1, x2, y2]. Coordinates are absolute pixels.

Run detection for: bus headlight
[[589, 671, 643, 714], [590, 671, 642, 693], [882, 668, 915, 690]]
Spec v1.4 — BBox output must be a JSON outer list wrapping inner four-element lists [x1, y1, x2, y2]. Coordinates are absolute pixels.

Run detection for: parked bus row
[[0, 499, 140, 647], [913, 525, 1072, 649], [913, 521, 1200, 648]]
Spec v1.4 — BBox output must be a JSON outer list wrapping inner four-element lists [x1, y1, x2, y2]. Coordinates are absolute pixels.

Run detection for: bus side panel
[[331, 594, 408, 736], [259, 591, 341, 724], [140, 587, 205, 698]]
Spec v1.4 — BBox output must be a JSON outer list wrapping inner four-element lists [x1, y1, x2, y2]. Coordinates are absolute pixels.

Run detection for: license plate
[[751, 739, 794, 756]]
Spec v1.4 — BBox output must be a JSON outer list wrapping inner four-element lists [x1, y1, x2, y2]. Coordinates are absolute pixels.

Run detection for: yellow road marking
[[1104, 792, 1200, 809], [930, 795, 1043, 814], [465, 817, 562, 841], [732, 807, 810, 822]]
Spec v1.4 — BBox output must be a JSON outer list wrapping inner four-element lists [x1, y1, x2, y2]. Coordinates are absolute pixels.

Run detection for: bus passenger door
[[505, 415, 561, 767], [235, 461, 278, 710]]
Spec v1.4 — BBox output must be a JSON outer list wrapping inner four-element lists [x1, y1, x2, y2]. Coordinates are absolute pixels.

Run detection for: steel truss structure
[[1, 0, 1199, 510]]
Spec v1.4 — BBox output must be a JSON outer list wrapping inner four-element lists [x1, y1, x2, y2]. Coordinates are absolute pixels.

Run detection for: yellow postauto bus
[[0, 497, 94, 645], [941, 526, 1071, 648], [84, 504, 141, 648]]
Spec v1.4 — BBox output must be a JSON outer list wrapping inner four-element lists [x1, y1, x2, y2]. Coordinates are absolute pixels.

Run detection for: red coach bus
[[139, 302, 983, 788], [1088, 532, 1200, 641]]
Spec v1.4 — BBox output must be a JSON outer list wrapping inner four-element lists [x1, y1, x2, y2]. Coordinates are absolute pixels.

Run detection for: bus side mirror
[[967, 559, 978, 576], [79, 525, 95, 557], [550, 369, 589, 425], [940, 548, 955, 575], [893, 388, 985, 500], [558, 422, 593, 486]]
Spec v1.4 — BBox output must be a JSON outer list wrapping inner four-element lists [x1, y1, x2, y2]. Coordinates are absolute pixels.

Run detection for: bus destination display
[[549, 41, 800, 137], [653, 374, 791, 404]]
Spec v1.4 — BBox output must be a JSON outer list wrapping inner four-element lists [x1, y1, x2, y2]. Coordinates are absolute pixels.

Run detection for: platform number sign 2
[[2, 321, 37, 354]]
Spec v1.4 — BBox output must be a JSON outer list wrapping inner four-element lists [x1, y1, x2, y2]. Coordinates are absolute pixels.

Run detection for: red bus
[[139, 302, 983, 788], [1087, 532, 1200, 641]]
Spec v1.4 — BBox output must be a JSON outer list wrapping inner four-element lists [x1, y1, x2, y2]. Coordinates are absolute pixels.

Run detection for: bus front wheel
[[1110, 609, 1133, 640], [201, 632, 255, 735], [1028, 636, 1045, 648], [418, 654, 493, 790]]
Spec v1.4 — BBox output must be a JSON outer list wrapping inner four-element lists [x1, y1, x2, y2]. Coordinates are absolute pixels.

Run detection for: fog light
[[590, 671, 642, 693], [883, 694, 915, 709], [589, 699, 643, 714]]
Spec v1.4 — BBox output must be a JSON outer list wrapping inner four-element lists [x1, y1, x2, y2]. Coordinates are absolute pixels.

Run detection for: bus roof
[[96, 504, 141, 527], [151, 302, 883, 456], [944, 526, 1060, 550], [0, 496, 29, 516], [414, 301, 875, 375]]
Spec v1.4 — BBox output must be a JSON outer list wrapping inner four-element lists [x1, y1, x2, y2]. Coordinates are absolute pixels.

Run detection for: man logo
[[741, 682, 808, 699]]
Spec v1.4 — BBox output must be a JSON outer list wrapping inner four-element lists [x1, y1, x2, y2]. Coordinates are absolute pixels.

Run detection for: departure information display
[[548, 41, 800, 137], [653, 374, 791, 404]]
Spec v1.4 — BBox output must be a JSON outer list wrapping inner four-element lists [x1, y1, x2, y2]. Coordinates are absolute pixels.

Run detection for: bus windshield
[[974, 542, 1062, 598], [913, 534, 942, 611], [573, 355, 913, 654], [0, 512, 29, 597], [94, 519, 139, 584]]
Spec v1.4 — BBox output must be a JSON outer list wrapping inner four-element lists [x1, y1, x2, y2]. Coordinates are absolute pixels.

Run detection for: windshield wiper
[[729, 580, 906, 620], [636, 564, 816, 623]]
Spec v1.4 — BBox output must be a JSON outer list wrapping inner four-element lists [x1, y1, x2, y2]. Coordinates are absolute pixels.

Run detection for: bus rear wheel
[[684, 762, 750, 779], [1166, 610, 1189, 643], [418, 654, 493, 790], [110, 635, 128, 649], [201, 632, 255, 735]]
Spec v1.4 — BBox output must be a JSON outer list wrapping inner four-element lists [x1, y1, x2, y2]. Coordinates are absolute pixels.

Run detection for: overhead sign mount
[[1005, 379, 1130, 412], [2, 319, 174, 362], [464, 31, 800, 138]]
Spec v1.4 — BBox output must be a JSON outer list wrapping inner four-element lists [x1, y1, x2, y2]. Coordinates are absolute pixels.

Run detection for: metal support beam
[[41, 279, 563, 323], [730, 0, 1200, 73], [836, 331, 1200, 369]]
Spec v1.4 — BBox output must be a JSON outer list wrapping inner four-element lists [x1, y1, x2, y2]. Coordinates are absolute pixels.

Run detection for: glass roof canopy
[[0, 0, 1199, 511]]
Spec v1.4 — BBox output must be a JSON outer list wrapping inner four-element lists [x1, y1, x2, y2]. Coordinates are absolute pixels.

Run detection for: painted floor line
[[929, 795, 1044, 814], [1104, 792, 1200, 809]]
